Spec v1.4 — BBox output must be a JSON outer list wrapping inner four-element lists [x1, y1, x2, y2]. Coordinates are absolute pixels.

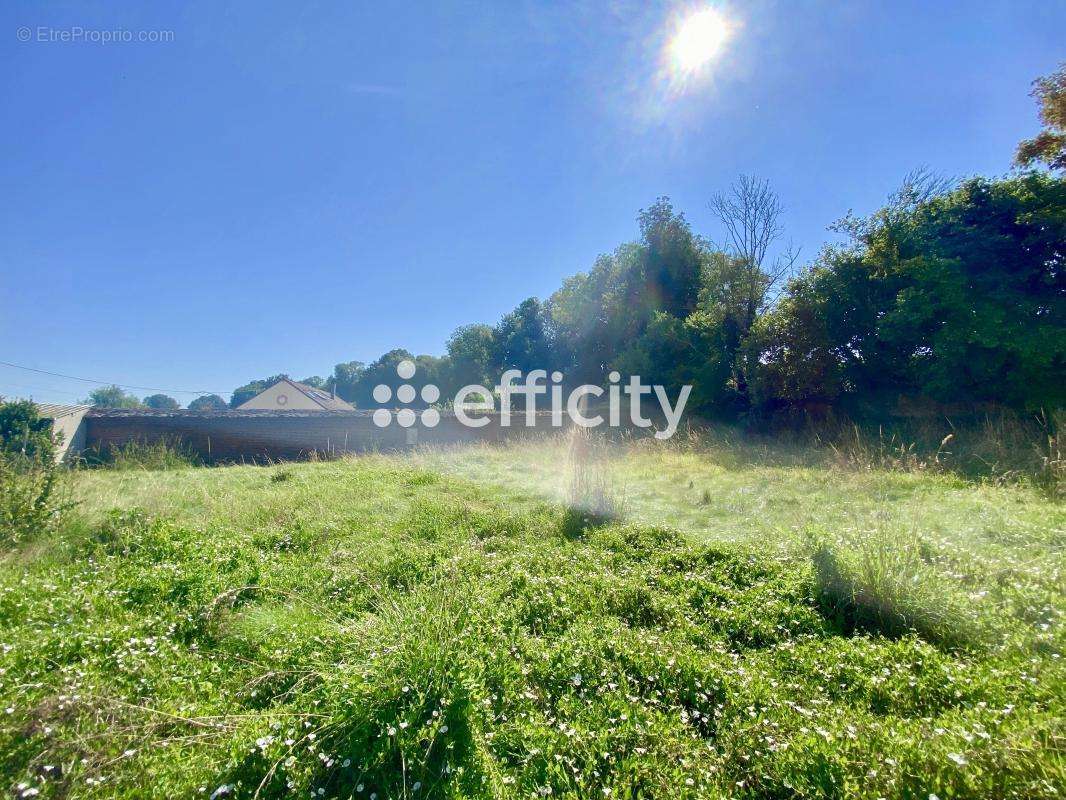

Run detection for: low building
[[236, 378, 355, 411], [34, 403, 92, 462], [81, 407, 528, 461]]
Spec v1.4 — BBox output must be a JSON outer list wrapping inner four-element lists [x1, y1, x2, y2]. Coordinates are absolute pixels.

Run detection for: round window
[[276, 394, 288, 406]]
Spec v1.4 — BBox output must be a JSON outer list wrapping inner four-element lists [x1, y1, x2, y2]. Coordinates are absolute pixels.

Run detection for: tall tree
[[548, 247, 640, 384], [348, 350, 447, 408], [330, 362, 366, 404], [85, 385, 144, 409], [187, 394, 228, 412], [493, 298, 553, 375], [1016, 64, 1066, 171], [445, 324, 496, 389], [708, 175, 798, 336], [548, 200, 709, 387], [143, 394, 180, 410], [749, 172, 1066, 414], [636, 197, 706, 319]]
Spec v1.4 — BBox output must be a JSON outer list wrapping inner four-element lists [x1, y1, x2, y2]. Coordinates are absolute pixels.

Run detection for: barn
[[33, 403, 92, 462]]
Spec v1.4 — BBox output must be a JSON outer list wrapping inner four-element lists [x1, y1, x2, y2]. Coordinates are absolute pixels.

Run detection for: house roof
[[284, 379, 356, 411], [237, 378, 355, 411], [34, 403, 92, 419]]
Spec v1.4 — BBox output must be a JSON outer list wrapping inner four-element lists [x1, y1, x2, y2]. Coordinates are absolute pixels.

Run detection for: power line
[[0, 360, 226, 396], [0, 381, 87, 398]]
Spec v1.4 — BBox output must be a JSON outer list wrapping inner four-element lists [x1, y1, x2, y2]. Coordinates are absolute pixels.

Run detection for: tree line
[[90, 66, 1064, 420]]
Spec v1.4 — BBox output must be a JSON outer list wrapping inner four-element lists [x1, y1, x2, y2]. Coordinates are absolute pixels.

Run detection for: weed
[[81, 436, 200, 471], [0, 452, 69, 545], [566, 427, 623, 523], [0, 443, 1060, 798], [270, 469, 293, 483], [810, 531, 988, 649]]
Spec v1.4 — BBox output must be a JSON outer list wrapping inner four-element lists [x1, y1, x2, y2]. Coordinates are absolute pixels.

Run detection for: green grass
[[0, 435, 1063, 798]]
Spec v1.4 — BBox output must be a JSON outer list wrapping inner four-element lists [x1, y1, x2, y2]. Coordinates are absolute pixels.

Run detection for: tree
[[414, 354, 451, 403], [349, 350, 417, 408], [636, 197, 706, 319], [493, 298, 553, 375], [548, 199, 711, 387], [743, 268, 848, 414], [188, 394, 228, 412], [548, 248, 640, 384], [330, 362, 366, 404], [0, 399, 56, 462], [1016, 64, 1066, 171], [336, 351, 449, 408], [445, 324, 496, 389], [708, 175, 798, 335], [86, 385, 144, 409], [706, 176, 799, 405], [613, 310, 736, 414], [749, 172, 1066, 414], [143, 394, 180, 410]]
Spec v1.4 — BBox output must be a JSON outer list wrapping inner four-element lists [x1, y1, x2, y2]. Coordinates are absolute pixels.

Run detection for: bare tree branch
[[708, 175, 798, 332]]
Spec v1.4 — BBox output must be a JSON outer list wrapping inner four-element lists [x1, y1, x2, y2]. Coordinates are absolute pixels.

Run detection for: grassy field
[[1, 433, 1063, 798]]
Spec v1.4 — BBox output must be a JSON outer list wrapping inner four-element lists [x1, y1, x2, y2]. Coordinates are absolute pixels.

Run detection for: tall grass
[[809, 410, 1066, 494], [810, 528, 989, 650], [1035, 410, 1065, 499], [642, 409, 1066, 497], [2, 456, 1060, 798], [80, 436, 201, 471], [565, 426, 624, 524]]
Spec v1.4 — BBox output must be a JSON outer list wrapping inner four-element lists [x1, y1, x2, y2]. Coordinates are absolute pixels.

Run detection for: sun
[[667, 7, 733, 75]]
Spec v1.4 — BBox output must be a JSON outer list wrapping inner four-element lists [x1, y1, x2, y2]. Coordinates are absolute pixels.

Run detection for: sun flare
[[667, 7, 732, 75]]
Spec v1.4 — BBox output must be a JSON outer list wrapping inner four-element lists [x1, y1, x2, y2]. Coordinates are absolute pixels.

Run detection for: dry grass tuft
[[566, 427, 624, 523]]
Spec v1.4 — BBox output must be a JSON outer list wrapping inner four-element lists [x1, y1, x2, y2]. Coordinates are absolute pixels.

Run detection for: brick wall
[[83, 410, 564, 462]]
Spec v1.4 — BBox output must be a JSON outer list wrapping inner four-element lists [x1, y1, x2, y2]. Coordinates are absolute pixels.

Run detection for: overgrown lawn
[[0, 441, 1062, 798]]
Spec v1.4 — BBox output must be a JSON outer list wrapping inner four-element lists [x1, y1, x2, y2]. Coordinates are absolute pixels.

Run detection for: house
[[236, 378, 355, 411], [34, 403, 92, 461]]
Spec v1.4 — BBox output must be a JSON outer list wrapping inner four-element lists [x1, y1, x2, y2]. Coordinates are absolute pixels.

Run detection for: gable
[[236, 380, 324, 410], [235, 379, 355, 411]]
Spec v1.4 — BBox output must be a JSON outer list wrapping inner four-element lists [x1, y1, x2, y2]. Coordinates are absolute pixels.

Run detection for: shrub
[[0, 400, 67, 545], [0, 398, 56, 462], [0, 451, 67, 545]]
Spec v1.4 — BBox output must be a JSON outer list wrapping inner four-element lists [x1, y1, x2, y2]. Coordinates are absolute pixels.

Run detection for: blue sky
[[2, 1, 1062, 404]]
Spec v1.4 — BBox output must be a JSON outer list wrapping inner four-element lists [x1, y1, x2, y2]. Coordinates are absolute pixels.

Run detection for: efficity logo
[[373, 360, 691, 440]]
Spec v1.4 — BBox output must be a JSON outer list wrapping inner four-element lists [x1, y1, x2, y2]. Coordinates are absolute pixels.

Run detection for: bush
[[0, 400, 68, 545], [0, 398, 56, 462], [0, 452, 67, 545]]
